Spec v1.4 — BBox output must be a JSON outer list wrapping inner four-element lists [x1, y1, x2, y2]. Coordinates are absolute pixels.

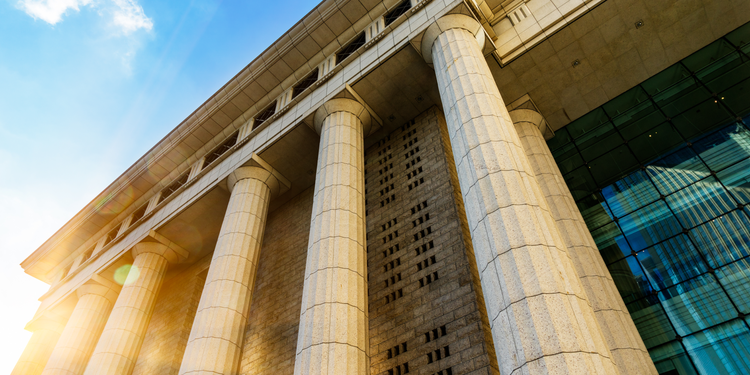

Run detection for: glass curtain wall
[[547, 22, 750, 375]]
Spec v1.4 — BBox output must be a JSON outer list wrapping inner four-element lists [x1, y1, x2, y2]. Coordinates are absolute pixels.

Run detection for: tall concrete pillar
[[293, 98, 371, 375], [179, 165, 288, 375], [12, 314, 66, 375], [42, 280, 120, 375], [511, 109, 657, 374], [84, 242, 187, 375], [422, 14, 618, 374]]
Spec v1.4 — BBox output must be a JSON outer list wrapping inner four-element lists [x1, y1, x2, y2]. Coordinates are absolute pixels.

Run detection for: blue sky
[[0, 0, 319, 370]]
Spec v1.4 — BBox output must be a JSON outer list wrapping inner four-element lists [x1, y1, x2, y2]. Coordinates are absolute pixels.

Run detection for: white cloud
[[18, 0, 153, 33], [18, 0, 94, 24], [111, 0, 152, 34]]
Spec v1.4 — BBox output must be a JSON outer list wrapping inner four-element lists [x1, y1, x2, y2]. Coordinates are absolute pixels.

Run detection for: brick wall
[[364, 107, 498, 375], [132, 256, 210, 375], [239, 186, 313, 375]]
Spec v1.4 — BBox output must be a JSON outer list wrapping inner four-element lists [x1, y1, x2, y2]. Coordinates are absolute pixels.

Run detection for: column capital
[[420, 14, 485, 65], [132, 241, 188, 264], [313, 98, 372, 135], [508, 108, 554, 140], [76, 275, 121, 304]]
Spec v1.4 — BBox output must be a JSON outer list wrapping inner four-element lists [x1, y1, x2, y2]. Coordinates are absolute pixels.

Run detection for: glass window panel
[[654, 77, 711, 118], [717, 158, 750, 204], [547, 127, 571, 153], [588, 145, 640, 186], [639, 235, 709, 290], [576, 123, 624, 162], [592, 222, 631, 264], [672, 98, 735, 140], [642, 63, 692, 96], [619, 200, 683, 252], [563, 166, 598, 201], [703, 54, 750, 93], [603, 85, 649, 118], [613, 100, 666, 140], [666, 176, 737, 228], [726, 23, 750, 49], [556, 144, 585, 175], [651, 341, 698, 375], [611, 256, 653, 303], [626, 294, 677, 348], [566, 108, 609, 139], [646, 147, 710, 195], [689, 210, 750, 268], [720, 78, 750, 116], [716, 260, 750, 314], [576, 191, 614, 229], [601, 169, 660, 218], [683, 39, 736, 73], [659, 274, 735, 335], [684, 320, 750, 375], [692, 123, 750, 172], [630, 121, 685, 164]]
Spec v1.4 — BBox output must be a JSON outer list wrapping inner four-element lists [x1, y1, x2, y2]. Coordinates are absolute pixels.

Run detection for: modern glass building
[[549, 22, 750, 375]]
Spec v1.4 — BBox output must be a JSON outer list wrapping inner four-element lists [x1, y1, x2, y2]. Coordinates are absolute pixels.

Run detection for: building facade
[[12, 0, 750, 374]]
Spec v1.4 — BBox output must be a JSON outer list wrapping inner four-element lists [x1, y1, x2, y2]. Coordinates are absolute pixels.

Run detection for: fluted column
[[84, 242, 187, 375], [511, 109, 657, 374], [42, 281, 120, 375], [179, 165, 286, 375], [12, 314, 66, 375], [293, 98, 371, 375], [422, 14, 618, 374]]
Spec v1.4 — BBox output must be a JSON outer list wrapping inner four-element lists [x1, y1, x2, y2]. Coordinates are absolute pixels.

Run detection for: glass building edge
[[547, 21, 750, 375]]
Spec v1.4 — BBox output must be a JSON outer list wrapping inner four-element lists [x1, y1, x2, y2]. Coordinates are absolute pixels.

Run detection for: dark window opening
[[293, 68, 319, 98], [385, 0, 412, 26], [203, 132, 240, 169], [104, 223, 123, 246], [80, 245, 96, 264], [130, 203, 149, 223], [336, 32, 366, 65], [253, 102, 277, 128], [159, 171, 190, 203]]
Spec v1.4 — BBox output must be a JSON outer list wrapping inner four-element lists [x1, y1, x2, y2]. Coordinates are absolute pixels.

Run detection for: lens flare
[[114, 264, 140, 285]]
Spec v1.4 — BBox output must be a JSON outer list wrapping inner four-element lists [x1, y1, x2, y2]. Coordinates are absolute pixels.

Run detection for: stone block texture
[[430, 20, 618, 375], [294, 109, 369, 375], [42, 284, 118, 375], [180, 170, 274, 375], [364, 107, 498, 375], [131, 257, 209, 375], [513, 114, 657, 375]]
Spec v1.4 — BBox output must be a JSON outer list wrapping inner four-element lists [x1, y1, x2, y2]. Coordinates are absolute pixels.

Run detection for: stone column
[[179, 165, 287, 375], [422, 14, 618, 374], [12, 314, 66, 375], [511, 109, 657, 374], [84, 242, 187, 375], [293, 98, 371, 375], [42, 281, 120, 375]]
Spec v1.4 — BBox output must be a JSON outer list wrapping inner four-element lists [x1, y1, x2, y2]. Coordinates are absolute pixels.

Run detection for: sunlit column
[[12, 313, 66, 375], [179, 165, 286, 375], [41, 281, 120, 375], [423, 14, 618, 374], [294, 98, 370, 375], [84, 242, 187, 375], [511, 108, 658, 374]]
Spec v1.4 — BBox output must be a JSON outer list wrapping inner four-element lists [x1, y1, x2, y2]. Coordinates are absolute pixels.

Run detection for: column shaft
[[428, 16, 617, 374], [179, 168, 273, 375], [294, 105, 368, 374], [42, 285, 118, 375], [513, 114, 657, 374], [12, 318, 65, 375], [84, 246, 171, 375]]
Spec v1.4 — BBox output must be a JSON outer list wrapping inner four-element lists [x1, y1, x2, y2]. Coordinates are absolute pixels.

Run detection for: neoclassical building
[[12, 0, 750, 374]]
